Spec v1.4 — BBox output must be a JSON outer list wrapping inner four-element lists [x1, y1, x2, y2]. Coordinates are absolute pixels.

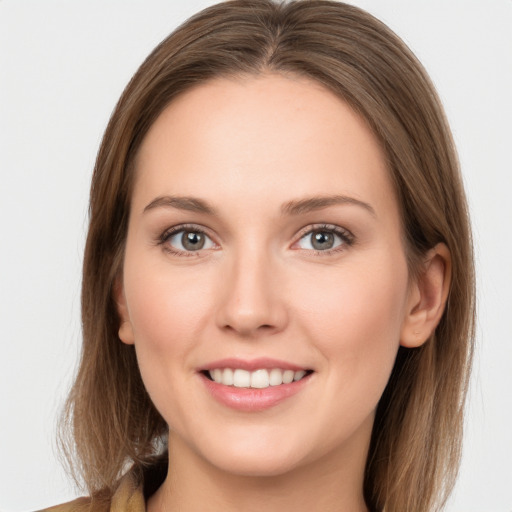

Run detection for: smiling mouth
[[203, 368, 313, 389]]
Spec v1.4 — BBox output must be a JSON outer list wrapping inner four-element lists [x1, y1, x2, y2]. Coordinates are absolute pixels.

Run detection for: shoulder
[[36, 457, 167, 512], [37, 470, 143, 512], [37, 497, 103, 512]]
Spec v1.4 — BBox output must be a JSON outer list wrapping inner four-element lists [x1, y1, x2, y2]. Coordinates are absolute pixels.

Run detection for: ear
[[113, 275, 135, 345], [400, 243, 451, 348]]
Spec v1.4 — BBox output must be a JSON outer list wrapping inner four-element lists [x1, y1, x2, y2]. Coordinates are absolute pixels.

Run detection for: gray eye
[[311, 230, 335, 250], [296, 228, 344, 251], [182, 231, 205, 251], [167, 229, 215, 252]]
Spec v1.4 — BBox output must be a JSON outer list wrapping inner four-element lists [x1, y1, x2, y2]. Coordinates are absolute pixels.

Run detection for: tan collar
[[109, 471, 146, 512], [40, 460, 168, 512]]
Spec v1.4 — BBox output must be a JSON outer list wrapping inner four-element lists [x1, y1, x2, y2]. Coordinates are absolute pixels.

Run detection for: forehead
[[132, 74, 397, 220]]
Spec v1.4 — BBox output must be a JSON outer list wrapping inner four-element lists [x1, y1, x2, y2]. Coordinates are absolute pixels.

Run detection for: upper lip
[[199, 357, 310, 372]]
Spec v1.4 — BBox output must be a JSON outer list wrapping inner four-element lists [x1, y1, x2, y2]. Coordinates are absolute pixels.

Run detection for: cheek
[[292, 251, 409, 381], [123, 258, 213, 352], [122, 258, 215, 426]]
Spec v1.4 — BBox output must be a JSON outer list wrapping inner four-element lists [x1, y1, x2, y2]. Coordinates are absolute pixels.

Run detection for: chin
[[172, 425, 310, 478], [205, 449, 306, 478]]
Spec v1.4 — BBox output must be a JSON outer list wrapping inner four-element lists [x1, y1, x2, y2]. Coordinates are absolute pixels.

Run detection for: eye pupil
[[312, 230, 334, 250], [182, 231, 205, 251]]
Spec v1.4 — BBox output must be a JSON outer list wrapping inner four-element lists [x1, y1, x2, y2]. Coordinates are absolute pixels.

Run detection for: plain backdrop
[[1, 1, 511, 511]]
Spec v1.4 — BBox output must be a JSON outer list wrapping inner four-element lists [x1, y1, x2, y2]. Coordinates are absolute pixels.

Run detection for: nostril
[[221, 322, 278, 337]]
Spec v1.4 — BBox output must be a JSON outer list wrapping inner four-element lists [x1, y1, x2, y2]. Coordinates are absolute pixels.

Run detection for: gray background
[[1, 1, 511, 510]]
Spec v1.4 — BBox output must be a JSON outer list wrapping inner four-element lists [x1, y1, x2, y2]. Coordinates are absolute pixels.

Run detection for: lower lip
[[200, 373, 312, 412]]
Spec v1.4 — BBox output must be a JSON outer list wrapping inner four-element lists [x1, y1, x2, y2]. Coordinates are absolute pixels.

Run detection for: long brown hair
[[60, 1, 475, 510]]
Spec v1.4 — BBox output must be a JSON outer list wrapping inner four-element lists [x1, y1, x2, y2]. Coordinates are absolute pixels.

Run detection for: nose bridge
[[216, 241, 287, 337]]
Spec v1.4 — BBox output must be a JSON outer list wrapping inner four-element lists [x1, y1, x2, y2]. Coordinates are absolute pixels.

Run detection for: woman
[[47, 1, 475, 511]]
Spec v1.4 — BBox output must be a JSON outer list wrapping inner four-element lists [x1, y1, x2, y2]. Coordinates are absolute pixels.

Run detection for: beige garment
[[39, 470, 147, 512]]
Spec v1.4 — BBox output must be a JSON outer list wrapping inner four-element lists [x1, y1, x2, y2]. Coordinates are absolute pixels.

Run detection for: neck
[[148, 430, 370, 512]]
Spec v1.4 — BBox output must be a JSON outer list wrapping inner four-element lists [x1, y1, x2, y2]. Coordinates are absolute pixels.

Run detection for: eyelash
[[157, 223, 355, 257], [158, 224, 216, 257], [294, 223, 355, 256]]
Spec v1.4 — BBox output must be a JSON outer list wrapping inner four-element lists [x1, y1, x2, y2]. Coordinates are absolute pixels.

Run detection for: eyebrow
[[143, 196, 216, 215], [281, 195, 376, 217], [143, 194, 376, 217]]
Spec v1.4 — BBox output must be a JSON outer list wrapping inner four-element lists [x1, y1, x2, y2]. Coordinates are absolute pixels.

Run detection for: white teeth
[[269, 368, 283, 386], [223, 367, 234, 386], [282, 370, 294, 384], [208, 368, 309, 388], [293, 370, 306, 381], [233, 369, 251, 388], [251, 369, 269, 389]]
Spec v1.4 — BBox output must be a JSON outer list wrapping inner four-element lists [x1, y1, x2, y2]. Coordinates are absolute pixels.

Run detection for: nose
[[215, 249, 288, 338]]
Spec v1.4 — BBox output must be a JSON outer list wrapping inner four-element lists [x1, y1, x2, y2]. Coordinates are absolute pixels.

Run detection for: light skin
[[116, 74, 451, 512]]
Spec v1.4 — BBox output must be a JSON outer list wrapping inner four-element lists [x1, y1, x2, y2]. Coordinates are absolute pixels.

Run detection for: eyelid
[[157, 223, 219, 255], [156, 222, 354, 256], [292, 223, 355, 252]]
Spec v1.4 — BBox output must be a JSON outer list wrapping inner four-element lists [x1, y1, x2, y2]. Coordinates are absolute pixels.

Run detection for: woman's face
[[117, 74, 416, 477]]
